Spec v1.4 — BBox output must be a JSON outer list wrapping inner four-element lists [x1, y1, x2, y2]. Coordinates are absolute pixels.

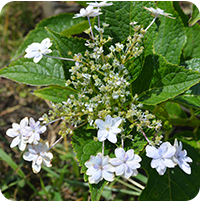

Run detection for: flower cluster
[[6, 117, 53, 173], [6, 1, 193, 184], [146, 139, 192, 175]]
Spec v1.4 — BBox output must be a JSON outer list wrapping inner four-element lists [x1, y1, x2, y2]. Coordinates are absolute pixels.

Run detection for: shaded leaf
[[188, 4, 200, 26]]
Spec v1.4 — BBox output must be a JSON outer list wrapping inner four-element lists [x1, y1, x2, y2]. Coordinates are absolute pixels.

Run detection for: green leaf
[[188, 4, 200, 26], [165, 101, 188, 120], [132, 54, 200, 105], [0, 50, 66, 86], [183, 24, 200, 59], [0, 148, 25, 178], [61, 19, 94, 36], [154, 1, 186, 65], [174, 131, 200, 149], [12, 13, 86, 59], [139, 141, 200, 200], [46, 27, 87, 75], [34, 85, 78, 103]]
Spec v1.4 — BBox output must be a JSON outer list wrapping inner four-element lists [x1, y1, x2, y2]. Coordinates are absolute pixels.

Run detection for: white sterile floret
[[87, 1, 113, 8], [143, 7, 175, 19], [173, 139, 192, 174], [146, 142, 176, 175], [73, 5, 102, 18], [24, 38, 52, 63], [95, 115, 122, 143], [85, 152, 114, 184], [109, 148, 142, 179], [6, 117, 29, 151], [23, 141, 53, 174], [25, 117, 47, 145]]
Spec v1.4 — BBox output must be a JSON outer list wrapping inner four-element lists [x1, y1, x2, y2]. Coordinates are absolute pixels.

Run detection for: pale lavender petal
[[179, 161, 191, 174], [146, 145, 159, 159], [102, 170, 114, 182], [115, 148, 125, 161], [156, 166, 167, 175], [115, 164, 125, 176], [126, 149, 134, 161], [109, 158, 123, 166], [164, 158, 175, 168], [102, 155, 109, 166], [86, 166, 99, 175], [123, 164, 133, 179], [91, 169, 102, 181], [163, 146, 176, 158], [127, 161, 141, 170], [151, 159, 160, 168]]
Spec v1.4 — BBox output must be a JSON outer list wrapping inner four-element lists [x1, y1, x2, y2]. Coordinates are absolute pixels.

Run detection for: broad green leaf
[[61, 19, 94, 36], [172, 58, 200, 109], [139, 141, 200, 200], [34, 85, 78, 103], [12, 13, 86, 60], [132, 54, 200, 105], [183, 24, 200, 59], [188, 4, 200, 26], [154, 1, 186, 65], [46, 27, 87, 76], [173, 2, 200, 60], [0, 50, 66, 86]]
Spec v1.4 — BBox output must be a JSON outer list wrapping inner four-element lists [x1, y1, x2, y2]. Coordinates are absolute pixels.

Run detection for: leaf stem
[[145, 15, 158, 31], [43, 54, 75, 61]]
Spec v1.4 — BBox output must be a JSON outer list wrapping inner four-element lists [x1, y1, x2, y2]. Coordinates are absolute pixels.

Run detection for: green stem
[[115, 177, 142, 193]]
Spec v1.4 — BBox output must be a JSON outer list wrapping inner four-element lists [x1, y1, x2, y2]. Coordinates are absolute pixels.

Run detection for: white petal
[[164, 158, 175, 168], [163, 146, 176, 158], [156, 166, 167, 175], [105, 115, 113, 126], [18, 140, 27, 151], [20, 117, 28, 128], [6, 129, 18, 138], [115, 164, 125, 176], [126, 149, 134, 161], [151, 159, 160, 168], [33, 54, 43, 63], [146, 145, 159, 159], [95, 119, 107, 129], [32, 161, 42, 174], [111, 117, 122, 128], [42, 49, 52, 55], [97, 129, 108, 142], [91, 169, 102, 181], [102, 170, 114, 182], [115, 148, 125, 161], [107, 132, 117, 143], [179, 161, 191, 174], [86, 166, 99, 175], [110, 126, 121, 134], [123, 164, 133, 179], [42, 156, 52, 167], [109, 158, 123, 166], [127, 160, 141, 170], [102, 155, 109, 166], [23, 151, 38, 161], [85, 160, 93, 168], [10, 136, 21, 148]]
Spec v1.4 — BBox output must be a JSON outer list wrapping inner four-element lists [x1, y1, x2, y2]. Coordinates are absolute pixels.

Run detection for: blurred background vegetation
[[0, 1, 196, 201]]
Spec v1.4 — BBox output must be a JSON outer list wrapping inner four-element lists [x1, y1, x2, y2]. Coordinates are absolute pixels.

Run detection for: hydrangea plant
[[0, 1, 200, 201]]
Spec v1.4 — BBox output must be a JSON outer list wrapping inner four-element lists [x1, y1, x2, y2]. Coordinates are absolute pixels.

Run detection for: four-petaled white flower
[[173, 139, 192, 174], [146, 142, 176, 175], [23, 141, 53, 174], [95, 115, 122, 143], [87, 1, 113, 8], [24, 38, 52, 63], [25, 117, 47, 145], [85, 152, 114, 184], [6, 117, 29, 151], [143, 7, 175, 19], [73, 5, 102, 18], [109, 148, 142, 179]]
